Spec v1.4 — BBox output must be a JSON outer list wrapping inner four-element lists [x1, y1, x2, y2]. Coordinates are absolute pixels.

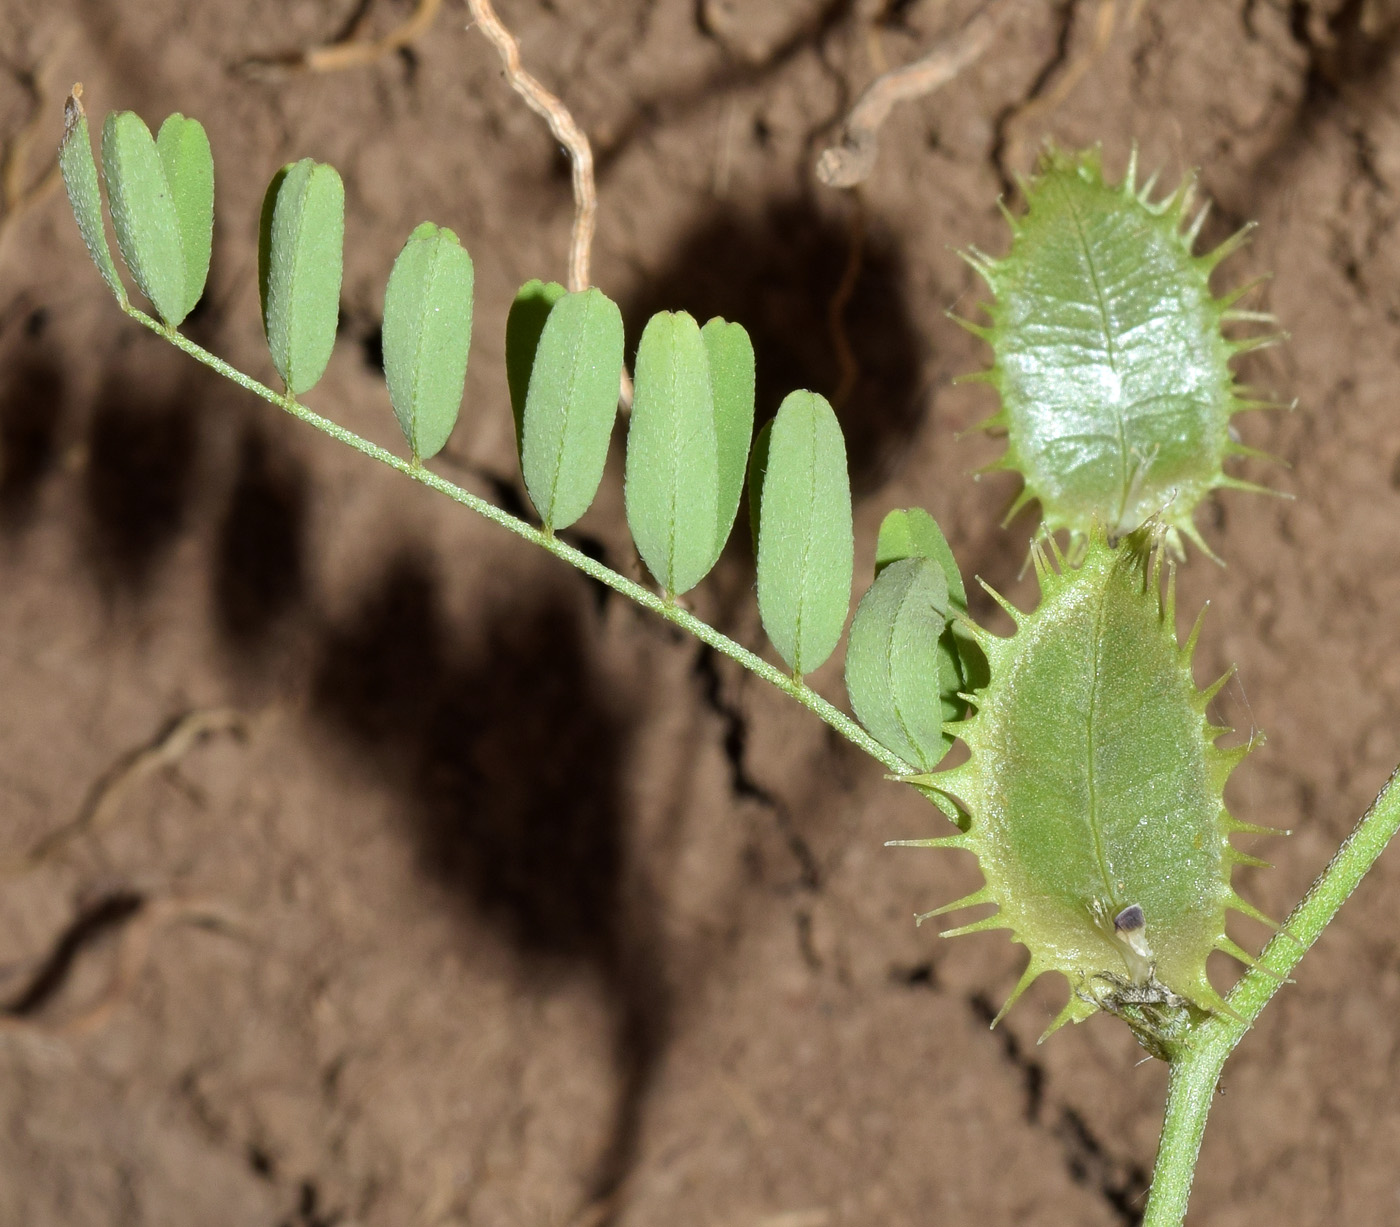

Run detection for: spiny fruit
[[896, 528, 1276, 1058], [957, 147, 1285, 561]]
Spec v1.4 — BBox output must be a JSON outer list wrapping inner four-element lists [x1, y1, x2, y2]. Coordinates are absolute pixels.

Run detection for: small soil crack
[[969, 993, 1149, 1226], [2, 890, 145, 1018], [693, 643, 821, 891], [988, 0, 1081, 196]]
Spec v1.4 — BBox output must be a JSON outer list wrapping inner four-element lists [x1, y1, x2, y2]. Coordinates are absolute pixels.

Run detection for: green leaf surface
[[845, 556, 955, 771], [701, 317, 756, 560], [875, 507, 966, 611], [520, 287, 624, 531], [755, 390, 853, 676], [505, 279, 566, 460], [625, 311, 720, 596], [382, 221, 475, 461], [155, 113, 213, 323], [259, 158, 344, 396], [874, 506, 987, 694], [58, 92, 128, 306], [746, 417, 772, 556], [101, 110, 186, 326]]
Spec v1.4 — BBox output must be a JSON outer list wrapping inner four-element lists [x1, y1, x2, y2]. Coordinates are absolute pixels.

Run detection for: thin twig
[[5, 708, 251, 874], [817, 0, 1022, 189], [466, 0, 596, 292], [243, 0, 444, 77]]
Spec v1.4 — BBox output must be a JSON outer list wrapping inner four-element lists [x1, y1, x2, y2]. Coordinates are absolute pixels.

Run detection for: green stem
[[131, 306, 911, 776], [1142, 762, 1400, 1226]]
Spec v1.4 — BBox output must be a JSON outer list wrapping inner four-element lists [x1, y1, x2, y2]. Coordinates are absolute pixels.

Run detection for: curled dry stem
[[817, 0, 1021, 189], [466, 0, 597, 293]]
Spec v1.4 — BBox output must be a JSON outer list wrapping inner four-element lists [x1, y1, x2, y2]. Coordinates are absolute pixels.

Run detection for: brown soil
[[1, 1, 1398, 1223]]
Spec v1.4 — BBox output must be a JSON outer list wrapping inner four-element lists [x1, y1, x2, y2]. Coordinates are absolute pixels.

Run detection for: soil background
[[0, 1, 1397, 1224]]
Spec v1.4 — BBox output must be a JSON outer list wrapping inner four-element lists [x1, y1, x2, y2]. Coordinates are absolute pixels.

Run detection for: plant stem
[[133, 306, 912, 776], [1142, 762, 1400, 1226]]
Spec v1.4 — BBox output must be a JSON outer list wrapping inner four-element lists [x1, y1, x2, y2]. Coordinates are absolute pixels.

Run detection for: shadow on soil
[[310, 554, 667, 1218], [624, 194, 927, 496]]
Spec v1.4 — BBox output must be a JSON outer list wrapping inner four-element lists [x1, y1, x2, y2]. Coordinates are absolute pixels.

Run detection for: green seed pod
[[845, 556, 956, 772], [155, 113, 214, 323], [960, 147, 1284, 560], [700, 317, 756, 561], [382, 221, 475, 462], [899, 527, 1277, 1056], [101, 110, 187, 326], [625, 311, 720, 596], [755, 390, 853, 677], [58, 89, 128, 307], [259, 159, 345, 396], [505, 278, 567, 461], [520, 287, 624, 531]]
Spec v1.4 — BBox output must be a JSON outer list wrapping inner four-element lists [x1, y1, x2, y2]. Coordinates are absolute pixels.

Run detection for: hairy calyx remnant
[[896, 528, 1277, 1058], [958, 147, 1283, 560]]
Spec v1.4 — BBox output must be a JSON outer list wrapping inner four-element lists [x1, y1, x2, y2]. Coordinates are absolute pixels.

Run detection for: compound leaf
[[755, 390, 853, 676], [701, 317, 756, 562], [101, 110, 186, 326], [259, 158, 344, 396], [520, 287, 624, 531], [625, 311, 719, 596], [382, 221, 475, 461], [58, 89, 127, 307], [155, 113, 213, 323], [505, 278, 566, 460], [845, 556, 955, 771]]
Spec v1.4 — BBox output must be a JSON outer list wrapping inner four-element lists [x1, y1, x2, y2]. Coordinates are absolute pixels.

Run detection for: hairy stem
[[1143, 762, 1400, 1225], [131, 305, 909, 775]]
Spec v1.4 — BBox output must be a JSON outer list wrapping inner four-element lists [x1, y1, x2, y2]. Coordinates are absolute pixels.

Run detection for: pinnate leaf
[[259, 159, 344, 396], [755, 391, 853, 676], [382, 221, 475, 461], [520, 287, 624, 531]]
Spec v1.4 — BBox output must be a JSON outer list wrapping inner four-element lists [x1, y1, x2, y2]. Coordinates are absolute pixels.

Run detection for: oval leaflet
[[382, 220, 475, 462]]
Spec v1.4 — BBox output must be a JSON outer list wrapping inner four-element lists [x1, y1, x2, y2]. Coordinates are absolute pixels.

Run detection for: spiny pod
[[958, 147, 1286, 561], [896, 526, 1278, 1058]]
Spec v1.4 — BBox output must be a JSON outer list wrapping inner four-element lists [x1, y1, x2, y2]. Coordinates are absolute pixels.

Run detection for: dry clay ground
[[0, 1, 1398, 1224]]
